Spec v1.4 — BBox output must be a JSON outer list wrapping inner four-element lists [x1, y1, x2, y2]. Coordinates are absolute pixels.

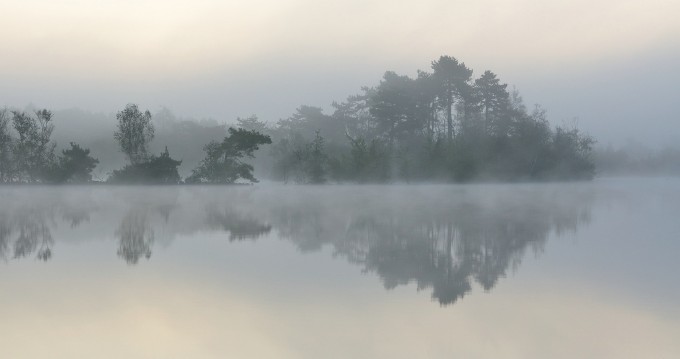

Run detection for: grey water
[[1, 178, 679, 358]]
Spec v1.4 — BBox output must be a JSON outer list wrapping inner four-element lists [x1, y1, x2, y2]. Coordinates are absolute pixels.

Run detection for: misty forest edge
[[0, 55, 595, 185]]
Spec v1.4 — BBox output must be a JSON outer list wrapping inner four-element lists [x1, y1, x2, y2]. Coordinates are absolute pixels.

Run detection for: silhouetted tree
[[11, 109, 56, 182], [414, 71, 439, 141], [270, 135, 301, 183], [369, 72, 421, 146], [145, 147, 182, 183], [296, 131, 328, 183], [188, 127, 272, 183], [108, 147, 182, 184], [114, 104, 154, 165], [276, 106, 346, 144], [332, 92, 375, 137], [431, 56, 473, 140], [0, 109, 14, 182], [548, 126, 595, 179], [236, 115, 269, 134], [475, 70, 510, 136], [51, 142, 99, 183], [341, 135, 390, 182]]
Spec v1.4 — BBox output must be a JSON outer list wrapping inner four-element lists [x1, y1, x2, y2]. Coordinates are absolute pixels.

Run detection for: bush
[[109, 147, 181, 184]]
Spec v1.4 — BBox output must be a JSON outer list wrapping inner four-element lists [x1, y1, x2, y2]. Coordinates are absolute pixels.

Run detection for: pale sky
[[1, 0, 679, 146]]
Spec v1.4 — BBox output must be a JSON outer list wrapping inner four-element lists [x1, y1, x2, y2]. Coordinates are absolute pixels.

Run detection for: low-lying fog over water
[[1, 178, 679, 358]]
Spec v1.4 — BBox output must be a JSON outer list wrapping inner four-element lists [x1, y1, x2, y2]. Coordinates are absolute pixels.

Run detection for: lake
[[1, 178, 679, 358]]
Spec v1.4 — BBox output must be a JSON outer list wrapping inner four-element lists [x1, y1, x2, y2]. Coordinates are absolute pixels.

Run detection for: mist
[[2, 0, 680, 358], [1, 55, 604, 184], [1, 181, 679, 358], [2, 1, 680, 149]]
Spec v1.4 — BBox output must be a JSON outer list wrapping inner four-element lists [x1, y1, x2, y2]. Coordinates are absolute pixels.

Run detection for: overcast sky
[[1, 0, 678, 146]]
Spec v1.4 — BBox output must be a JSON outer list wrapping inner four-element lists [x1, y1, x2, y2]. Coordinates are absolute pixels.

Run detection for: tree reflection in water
[[0, 206, 54, 261], [205, 204, 272, 241], [265, 188, 592, 305], [0, 214, 10, 259], [0, 186, 593, 305], [62, 206, 91, 228], [115, 208, 154, 265]]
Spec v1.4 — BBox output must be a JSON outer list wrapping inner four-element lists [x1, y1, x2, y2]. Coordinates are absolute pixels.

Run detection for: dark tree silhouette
[[431, 56, 473, 141], [109, 147, 182, 184], [369, 72, 421, 146], [475, 70, 510, 136], [145, 147, 182, 184], [188, 127, 271, 183], [10, 109, 56, 182], [114, 104, 154, 165], [293, 131, 328, 184], [51, 142, 99, 183], [0, 109, 13, 183]]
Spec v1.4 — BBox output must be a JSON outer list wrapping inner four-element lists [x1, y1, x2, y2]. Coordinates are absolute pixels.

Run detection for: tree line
[[0, 55, 595, 184], [0, 109, 99, 183], [260, 55, 595, 183], [0, 104, 270, 184]]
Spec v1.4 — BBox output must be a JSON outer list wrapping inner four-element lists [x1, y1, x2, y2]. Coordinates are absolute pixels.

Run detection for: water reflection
[[354, 201, 582, 305], [0, 185, 593, 304], [116, 208, 154, 264], [205, 204, 272, 241], [0, 205, 54, 261], [265, 188, 592, 305]]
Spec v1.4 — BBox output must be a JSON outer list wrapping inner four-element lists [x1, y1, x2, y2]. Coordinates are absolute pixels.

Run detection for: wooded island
[[0, 55, 594, 184]]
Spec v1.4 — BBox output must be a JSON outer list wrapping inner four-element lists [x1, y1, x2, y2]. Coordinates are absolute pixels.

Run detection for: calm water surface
[[1, 178, 679, 358]]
